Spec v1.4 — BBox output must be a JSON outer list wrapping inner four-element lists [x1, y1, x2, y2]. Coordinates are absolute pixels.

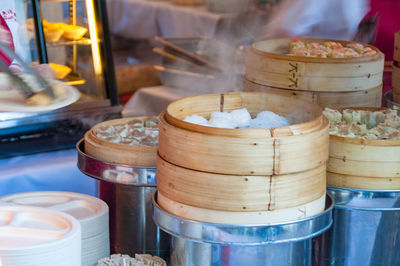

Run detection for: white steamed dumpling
[[231, 108, 251, 128], [208, 112, 238, 129], [249, 111, 290, 129], [184, 114, 208, 125], [183, 108, 290, 129]]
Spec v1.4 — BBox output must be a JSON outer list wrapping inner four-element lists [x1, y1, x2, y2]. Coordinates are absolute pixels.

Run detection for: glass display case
[[0, 0, 121, 158]]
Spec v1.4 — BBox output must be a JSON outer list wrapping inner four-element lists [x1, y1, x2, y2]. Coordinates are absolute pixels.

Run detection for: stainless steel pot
[[153, 191, 333, 266], [323, 187, 400, 265], [384, 90, 400, 109], [77, 140, 170, 259]]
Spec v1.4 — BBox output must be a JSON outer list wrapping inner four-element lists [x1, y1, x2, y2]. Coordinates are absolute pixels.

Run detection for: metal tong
[[0, 43, 55, 99]]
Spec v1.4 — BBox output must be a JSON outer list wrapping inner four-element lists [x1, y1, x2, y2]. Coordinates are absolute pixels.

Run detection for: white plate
[[0, 80, 80, 113], [0, 206, 81, 266], [82, 230, 110, 266], [0, 205, 80, 250], [1, 191, 108, 239]]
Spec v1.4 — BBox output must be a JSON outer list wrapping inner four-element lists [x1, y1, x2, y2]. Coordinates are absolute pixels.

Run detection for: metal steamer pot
[[77, 139, 170, 259], [322, 187, 400, 265], [153, 191, 334, 266]]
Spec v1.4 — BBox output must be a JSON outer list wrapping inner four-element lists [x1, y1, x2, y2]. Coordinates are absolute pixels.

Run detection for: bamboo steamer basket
[[172, 0, 205, 5], [244, 38, 384, 108], [157, 191, 326, 224], [84, 117, 157, 167], [158, 92, 329, 176], [394, 31, 400, 62], [244, 78, 382, 109], [157, 154, 326, 212], [327, 108, 400, 189], [393, 62, 400, 103]]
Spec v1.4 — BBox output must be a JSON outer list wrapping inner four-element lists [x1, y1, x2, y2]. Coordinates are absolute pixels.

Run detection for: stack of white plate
[[0, 205, 81, 266], [1, 191, 110, 266]]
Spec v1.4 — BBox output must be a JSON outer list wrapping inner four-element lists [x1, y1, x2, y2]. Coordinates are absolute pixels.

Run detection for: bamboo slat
[[328, 158, 400, 178], [327, 172, 400, 190], [157, 154, 326, 212], [157, 191, 326, 224], [158, 92, 329, 175], [243, 78, 382, 109], [395, 32, 400, 62], [84, 117, 157, 166]]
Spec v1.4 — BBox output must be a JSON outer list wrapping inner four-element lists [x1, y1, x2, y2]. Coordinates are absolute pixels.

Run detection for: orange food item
[[289, 40, 376, 58]]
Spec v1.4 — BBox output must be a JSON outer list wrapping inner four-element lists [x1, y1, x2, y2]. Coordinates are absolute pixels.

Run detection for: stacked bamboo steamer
[[244, 38, 384, 108], [327, 108, 400, 190], [157, 92, 329, 224], [393, 31, 400, 103], [84, 117, 157, 167]]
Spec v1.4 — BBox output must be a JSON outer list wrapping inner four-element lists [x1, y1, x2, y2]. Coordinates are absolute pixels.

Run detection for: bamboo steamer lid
[[157, 154, 326, 212], [84, 117, 157, 167], [159, 92, 329, 176], [244, 78, 382, 109], [157, 191, 326, 224], [327, 107, 400, 189]]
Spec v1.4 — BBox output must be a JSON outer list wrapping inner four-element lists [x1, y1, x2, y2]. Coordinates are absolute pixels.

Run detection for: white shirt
[[0, 0, 32, 70], [262, 0, 370, 41]]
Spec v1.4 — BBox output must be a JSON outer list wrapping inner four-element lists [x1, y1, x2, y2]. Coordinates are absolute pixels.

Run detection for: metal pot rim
[[152, 191, 333, 245], [76, 139, 156, 187], [328, 186, 400, 211]]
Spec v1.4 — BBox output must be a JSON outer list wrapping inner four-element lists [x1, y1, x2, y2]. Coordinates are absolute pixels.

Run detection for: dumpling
[[231, 108, 251, 128]]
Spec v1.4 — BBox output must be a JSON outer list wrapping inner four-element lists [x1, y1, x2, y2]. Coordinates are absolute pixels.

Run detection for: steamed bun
[[209, 112, 238, 129], [231, 108, 251, 128], [184, 114, 208, 125]]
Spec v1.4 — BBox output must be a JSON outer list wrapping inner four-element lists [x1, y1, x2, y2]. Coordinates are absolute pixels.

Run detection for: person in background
[[0, 1, 53, 78], [364, 0, 400, 62], [261, 0, 400, 101], [261, 0, 369, 41], [261, 0, 400, 60]]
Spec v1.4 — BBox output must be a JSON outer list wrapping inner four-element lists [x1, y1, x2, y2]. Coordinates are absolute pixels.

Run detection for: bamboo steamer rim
[[87, 116, 158, 152], [327, 171, 400, 190], [250, 38, 384, 63], [165, 91, 324, 138], [157, 191, 326, 225], [328, 107, 400, 146], [244, 76, 384, 94]]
